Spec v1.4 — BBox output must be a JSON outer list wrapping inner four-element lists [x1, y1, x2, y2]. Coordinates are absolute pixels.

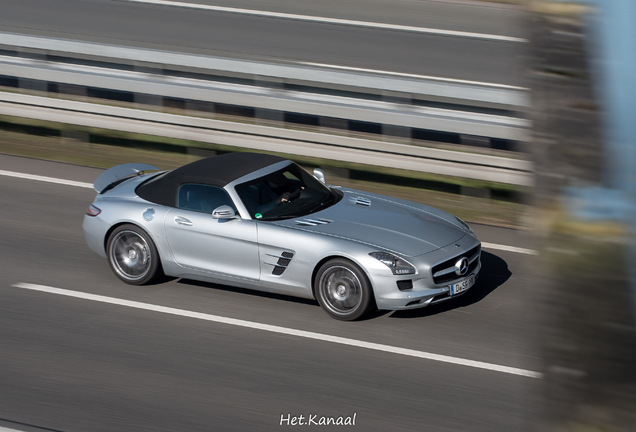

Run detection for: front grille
[[397, 280, 413, 291], [431, 244, 481, 285]]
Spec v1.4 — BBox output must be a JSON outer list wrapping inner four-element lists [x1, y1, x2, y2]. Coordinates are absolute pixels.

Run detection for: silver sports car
[[83, 152, 481, 320]]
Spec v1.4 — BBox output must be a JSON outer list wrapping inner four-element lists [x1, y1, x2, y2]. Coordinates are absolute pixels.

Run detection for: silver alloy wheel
[[318, 265, 363, 317], [109, 230, 152, 282]]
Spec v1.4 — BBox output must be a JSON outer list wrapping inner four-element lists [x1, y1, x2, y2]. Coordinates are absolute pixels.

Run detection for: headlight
[[369, 252, 416, 275], [455, 216, 474, 234]]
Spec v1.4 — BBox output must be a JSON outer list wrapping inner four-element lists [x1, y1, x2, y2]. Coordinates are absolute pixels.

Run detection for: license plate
[[450, 274, 475, 295]]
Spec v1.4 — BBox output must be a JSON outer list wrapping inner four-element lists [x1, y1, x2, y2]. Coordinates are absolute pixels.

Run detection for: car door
[[164, 183, 260, 281]]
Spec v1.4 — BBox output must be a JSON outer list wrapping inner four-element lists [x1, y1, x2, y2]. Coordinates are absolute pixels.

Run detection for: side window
[[177, 184, 236, 213]]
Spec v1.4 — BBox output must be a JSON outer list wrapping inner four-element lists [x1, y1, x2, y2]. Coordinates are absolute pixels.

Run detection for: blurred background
[[0, 0, 634, 431]]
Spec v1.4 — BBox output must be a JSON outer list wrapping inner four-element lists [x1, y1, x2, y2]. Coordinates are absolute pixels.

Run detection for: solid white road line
[[0, 169, 93, 189], [11, 283, 542, 379], [0, 169, 539, 255], [298, 62, 528, 90], [121, 0, 527, 43], [481, 242, 538, 256]]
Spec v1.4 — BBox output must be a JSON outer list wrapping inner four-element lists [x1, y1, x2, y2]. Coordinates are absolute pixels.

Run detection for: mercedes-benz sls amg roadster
[[83, 152, 481, 320]]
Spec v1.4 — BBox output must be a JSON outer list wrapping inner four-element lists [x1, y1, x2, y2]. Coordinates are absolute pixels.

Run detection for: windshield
[[235, 163, 337, 220]]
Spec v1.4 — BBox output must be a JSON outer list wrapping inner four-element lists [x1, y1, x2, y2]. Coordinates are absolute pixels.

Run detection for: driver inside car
[[240, 173, 304, 216]]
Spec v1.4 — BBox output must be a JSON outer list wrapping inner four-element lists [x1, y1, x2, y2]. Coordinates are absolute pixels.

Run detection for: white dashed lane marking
[[0, 169, 93, 189], [121, 0, 527, 43], [481, 242, 538, 256]]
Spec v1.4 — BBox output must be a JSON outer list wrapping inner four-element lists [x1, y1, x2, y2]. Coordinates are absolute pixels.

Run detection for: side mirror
[[313, 168, 326, 183], [212, 205, 238, 219]]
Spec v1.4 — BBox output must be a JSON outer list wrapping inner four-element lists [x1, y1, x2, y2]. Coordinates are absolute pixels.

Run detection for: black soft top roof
[[136, 152, 287, 207]]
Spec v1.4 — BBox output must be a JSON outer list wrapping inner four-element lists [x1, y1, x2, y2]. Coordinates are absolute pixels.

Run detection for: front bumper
[[375, 262, 481, 310], [373, 262, 481, 310]]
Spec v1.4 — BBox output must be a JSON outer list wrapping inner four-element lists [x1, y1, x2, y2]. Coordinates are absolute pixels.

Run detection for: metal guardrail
[[0, 31, 533, 185], [0, 56, 529, 142], [0, 32, 528, 110], [0, 92, 533, 186]]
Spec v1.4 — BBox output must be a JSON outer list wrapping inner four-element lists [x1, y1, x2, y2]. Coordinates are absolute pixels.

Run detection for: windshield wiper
[[307, 191, 337, 214]]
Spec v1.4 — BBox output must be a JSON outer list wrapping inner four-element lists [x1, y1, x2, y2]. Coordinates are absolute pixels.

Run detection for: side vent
[[277, 257, 291, 266], [272, 266, 286, 276], [349, 197, 371, 206], [267, 251, 295, 276], [296, 219, 332, 227]]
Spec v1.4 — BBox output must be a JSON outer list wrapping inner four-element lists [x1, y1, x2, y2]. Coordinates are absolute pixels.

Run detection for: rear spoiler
[[94, 163, 160, 193]]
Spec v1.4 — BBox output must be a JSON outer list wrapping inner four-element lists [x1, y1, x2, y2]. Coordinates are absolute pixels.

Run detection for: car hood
[[274, 189, 468, 257]]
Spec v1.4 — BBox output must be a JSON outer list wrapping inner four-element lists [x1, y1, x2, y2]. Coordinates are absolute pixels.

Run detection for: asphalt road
[[0, 154, 541, 431], [0, 0, 526, 86]]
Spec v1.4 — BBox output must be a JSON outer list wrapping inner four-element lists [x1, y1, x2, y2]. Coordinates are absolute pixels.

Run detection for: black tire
[[107, 224, 163, 285], [314, 258, 375, 321]]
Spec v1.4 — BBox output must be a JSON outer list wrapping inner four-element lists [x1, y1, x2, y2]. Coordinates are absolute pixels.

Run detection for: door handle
[[174, 216, 192, 226]]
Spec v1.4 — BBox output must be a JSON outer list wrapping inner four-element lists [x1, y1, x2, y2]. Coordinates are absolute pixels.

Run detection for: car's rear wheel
[[314, 258, 375, 321], [107, 224, 162, 285]]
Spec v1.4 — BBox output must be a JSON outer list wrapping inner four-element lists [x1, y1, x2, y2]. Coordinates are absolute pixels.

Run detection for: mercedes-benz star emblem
[[455, 257, 469, 276]]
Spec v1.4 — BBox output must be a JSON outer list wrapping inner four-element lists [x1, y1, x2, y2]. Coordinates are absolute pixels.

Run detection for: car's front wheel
[[314, 258, 375, 321], [107, 224, 162, 285]]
